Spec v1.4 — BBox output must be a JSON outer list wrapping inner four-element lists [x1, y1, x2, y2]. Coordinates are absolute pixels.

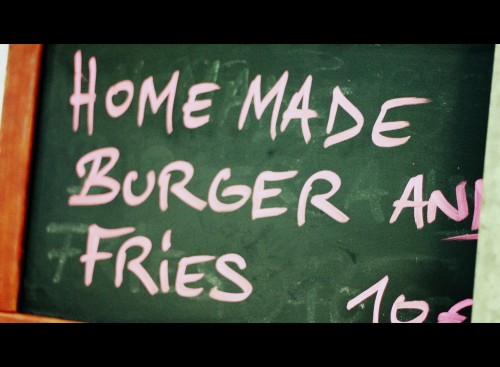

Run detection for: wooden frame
[[0, 44, 72, 322]]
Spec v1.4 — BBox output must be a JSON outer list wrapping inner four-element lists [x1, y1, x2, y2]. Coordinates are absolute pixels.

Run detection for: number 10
[[346, 275, 429, 323]]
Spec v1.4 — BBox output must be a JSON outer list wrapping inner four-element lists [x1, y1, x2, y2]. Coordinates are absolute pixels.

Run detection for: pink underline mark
[[443, 233, 478, 241]]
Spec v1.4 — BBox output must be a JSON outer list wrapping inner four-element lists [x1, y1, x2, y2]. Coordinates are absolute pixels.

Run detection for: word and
[[346, 275, 472, 323], [70, 51, 430, 149], [68, 147, 349, 226], [81, 225, 252, 302], [390, 174, 482, 239]]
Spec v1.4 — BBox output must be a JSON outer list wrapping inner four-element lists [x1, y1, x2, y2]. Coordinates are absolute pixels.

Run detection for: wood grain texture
[[0, 311, 76, 323], [0, 44, 43, 312]]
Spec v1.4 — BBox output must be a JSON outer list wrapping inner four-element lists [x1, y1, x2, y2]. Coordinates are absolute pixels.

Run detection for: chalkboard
[[19, 44, 494, 322]]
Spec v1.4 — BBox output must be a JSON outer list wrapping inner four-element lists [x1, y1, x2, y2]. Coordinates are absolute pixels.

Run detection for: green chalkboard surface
[[19, 44, 494, 322]]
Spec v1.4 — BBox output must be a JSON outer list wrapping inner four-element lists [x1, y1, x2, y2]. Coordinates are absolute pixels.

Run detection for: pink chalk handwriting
[[347, 276, 470, 323], [437, 299, 473, 323], [390, 175, 482, 241]]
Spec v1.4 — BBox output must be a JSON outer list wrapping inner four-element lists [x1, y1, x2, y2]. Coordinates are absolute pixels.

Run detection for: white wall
[[472, 45, 500, 322], [0, 44, 9, 123]]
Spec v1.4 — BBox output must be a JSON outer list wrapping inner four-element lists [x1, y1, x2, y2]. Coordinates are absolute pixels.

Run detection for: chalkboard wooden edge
[[0, 311, 77, 323], [0, 44, 65, 322]]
